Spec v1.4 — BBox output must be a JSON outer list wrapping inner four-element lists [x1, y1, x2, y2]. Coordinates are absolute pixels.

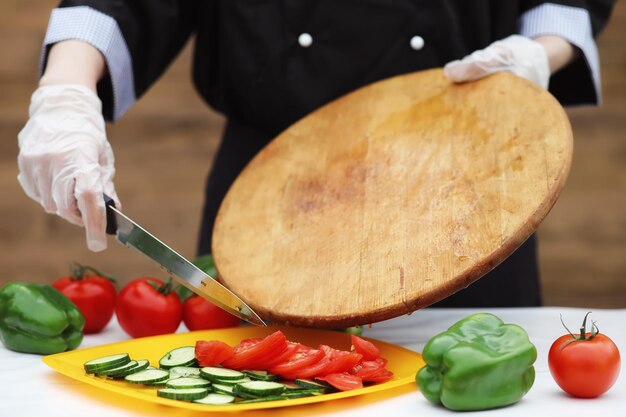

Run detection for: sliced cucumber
[[125, 368, 170, 385], [294, 379, 334, 392], [281, 381, 306, 391], [244, 370, 279, 381], [157, 387, 209, 401], [236, 395, 283, 404], [166, 377, 211, 389], [169, 366, 201, 379], [200, 367, 245, 381], [235, 381, 285, 397], [193, 393, 236, 405], [159, 346, 196, 369], [212, 383, 235, 395], [212, 376, 251, 386], [96, 360, 138, 377], [84, 353, 130, 374], [281, 389, 324, 399]]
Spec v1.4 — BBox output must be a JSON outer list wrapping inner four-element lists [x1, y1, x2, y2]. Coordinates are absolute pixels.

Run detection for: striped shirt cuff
[[519, 3, 601, 104], [42, 6, 136, 120]]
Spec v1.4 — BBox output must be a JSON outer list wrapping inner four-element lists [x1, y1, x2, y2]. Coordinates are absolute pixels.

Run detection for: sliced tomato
[[319, 373, 363, 391], [262, 342, 300, 369], [280, 357, 332, 380], [363, 368, 394, 383], [352, 358, 386, 379], [269, 347, 325, 376], [351, 335, 380, 361], [221, 330, 288, 370], [195, 340, 235, 366], [319, 351, 363, 376]]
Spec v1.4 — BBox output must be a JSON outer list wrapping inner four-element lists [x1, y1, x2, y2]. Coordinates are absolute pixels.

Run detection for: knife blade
[[103, 195, 266, 326]]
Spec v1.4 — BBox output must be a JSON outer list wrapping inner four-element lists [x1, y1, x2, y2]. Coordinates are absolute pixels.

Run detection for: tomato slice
[[195, 340, 235, 367], [262, 342, 300, 369], [221, 330, 288, 370], [352, 358, 386, 379], [269, 347, 325, 376], [280, 357, 332, 380], [319, 373, 363, 391], [351, 335, 380, 361], [319, 351, 363, 376], [364, 368, 394, 383]]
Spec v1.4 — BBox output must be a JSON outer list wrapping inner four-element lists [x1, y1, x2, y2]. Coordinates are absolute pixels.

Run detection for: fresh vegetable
[[53, 263, 117, 334], [115, 277, 183, 338], [417, 313, 536, 411], [183, 295, 241, 330], [197, 331, 393, 389], [82, 330, 392, 406], [159, 346, 197, 369], [195, 340, 235, 366], [0, 282, 84, 354], [548, 312, 621, 398]]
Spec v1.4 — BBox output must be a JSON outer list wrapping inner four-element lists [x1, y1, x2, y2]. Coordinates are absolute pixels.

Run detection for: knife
[[103, 195, 266, 326]]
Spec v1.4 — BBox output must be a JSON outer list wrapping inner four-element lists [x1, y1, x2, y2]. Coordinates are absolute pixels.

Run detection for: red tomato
[[319, 373, 363, 391], [352, 358, 387, 379], [195, 340, 235, 366], [115, 277, 183, 338], [548, 314, 621, 398], [280, 357, 331, 380], [317, 345, 363, 376], [269, 347, 325, 376], [221, 331, 288, 370], [351, 335, 380, 361], [53, 264, 116, 334], [183, 295, 241, 330]]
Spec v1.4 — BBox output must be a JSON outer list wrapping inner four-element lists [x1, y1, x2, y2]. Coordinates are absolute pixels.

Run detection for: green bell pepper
[[417, 313, 536, 411], [0, 282, 85, 355]]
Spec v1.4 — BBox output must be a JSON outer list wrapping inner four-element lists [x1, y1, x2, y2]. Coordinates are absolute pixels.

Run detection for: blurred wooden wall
[[1, 1, 624, 308]]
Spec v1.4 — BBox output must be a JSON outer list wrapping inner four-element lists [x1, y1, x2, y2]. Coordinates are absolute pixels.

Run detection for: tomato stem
[[70, 262, 117, 284]]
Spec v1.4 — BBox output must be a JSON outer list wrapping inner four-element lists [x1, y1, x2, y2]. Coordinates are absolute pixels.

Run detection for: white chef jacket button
[[298, 33, 313, 48], [410, 35, 425, 51]]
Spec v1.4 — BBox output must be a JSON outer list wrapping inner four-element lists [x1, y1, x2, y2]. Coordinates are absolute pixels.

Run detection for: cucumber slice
[[166, 377, 211, 389], [236, 395, 283, 404], [169, 366, 201, 379], [244, 370, 279, 381], [281, 381, 306, 391], [193, 393, 236, 405], [294, 379, 334, 392], [96, 360, 138, 377], [84, 353, 130, 374], [158, 387, 209, 401], [235, 381, 285, 397], [212, 376, 251, 386], [116, 359, 150, 377], [125, 369, 170, 384], [200, 367, 245, 381], [159, 346, 196, 369], [212, 383, 235, 395], [281, 389, 324, 399]]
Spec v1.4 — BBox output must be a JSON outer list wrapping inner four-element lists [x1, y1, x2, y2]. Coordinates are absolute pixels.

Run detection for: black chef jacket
[[51, 0, 614, 307]]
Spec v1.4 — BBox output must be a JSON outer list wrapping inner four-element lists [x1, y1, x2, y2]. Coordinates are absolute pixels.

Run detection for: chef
[[17, 1, 614, 308]]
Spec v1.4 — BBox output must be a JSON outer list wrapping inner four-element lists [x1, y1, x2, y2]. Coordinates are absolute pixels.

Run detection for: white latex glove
[[444, 35, 550, 89], [17, 84, 120, 252]]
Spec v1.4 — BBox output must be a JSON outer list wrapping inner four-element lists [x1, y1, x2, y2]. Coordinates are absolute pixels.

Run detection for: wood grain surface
[[212, 69, 573, 328]]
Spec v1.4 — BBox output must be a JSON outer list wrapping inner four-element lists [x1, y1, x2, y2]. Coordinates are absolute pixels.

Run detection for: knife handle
[[103, 194, 117, 235]]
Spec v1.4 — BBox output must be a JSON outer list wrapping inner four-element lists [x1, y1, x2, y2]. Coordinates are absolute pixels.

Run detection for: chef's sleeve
[[41, 1, 195, 121], [519, 0, 615, 105]]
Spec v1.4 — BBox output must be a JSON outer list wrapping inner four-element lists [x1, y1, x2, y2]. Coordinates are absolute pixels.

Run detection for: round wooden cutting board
[[212, 69, 573, 328]]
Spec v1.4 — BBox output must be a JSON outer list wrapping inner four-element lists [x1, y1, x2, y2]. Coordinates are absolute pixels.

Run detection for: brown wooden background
[[1, 1, 624, 308]]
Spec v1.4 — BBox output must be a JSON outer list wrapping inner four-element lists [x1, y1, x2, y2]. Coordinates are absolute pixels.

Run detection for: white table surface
[[1, 307, 625, 417]]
